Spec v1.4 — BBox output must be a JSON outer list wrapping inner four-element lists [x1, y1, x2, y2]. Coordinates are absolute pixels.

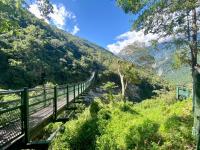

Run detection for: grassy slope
[[51, 92, 195, 150]]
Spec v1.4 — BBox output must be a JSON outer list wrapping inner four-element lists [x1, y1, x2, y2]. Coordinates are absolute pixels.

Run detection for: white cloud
[[107, 30, 174, 54], [49, 4, 72, 29], [71, 25, 80, 35], [107, 6, 200, 54], [107, 30, 159, 54], [29, 2, 78, 30], [29, 3, 46, 20]]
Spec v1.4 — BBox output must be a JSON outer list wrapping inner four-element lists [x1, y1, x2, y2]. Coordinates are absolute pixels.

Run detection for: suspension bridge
[[0, 72, 95, 150]]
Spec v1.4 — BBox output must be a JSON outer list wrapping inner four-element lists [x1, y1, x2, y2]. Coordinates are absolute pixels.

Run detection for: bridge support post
[[73, 84, 76, 103], [66, 85, 69, 108], [176, 86, 179, 100], [82, 83, 84, 93], [43, 85, 47, 107], [83, 83, 85, 91], [78, 84, 80, 96], [73, 84, 76, 117], [22, 88, 29, 143], [53, 86, 57, 120], [80, 83, 82, 94]]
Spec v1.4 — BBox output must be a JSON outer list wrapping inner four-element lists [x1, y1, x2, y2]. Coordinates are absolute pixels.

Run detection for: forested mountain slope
[[0, 1, 115, 89], [0, 1, 166, 103], [118, 41, 192, 85]]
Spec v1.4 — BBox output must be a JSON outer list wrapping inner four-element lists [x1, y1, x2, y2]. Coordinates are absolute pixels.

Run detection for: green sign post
[[176, 86, 191, 100]]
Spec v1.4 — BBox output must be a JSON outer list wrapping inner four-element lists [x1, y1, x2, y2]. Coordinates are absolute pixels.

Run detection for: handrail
[[0, 89, 23, 94], [0, 71, 95, 149], [0, 72, 95, 94]]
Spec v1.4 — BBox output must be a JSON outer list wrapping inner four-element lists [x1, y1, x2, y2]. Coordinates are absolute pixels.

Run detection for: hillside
[[0, 1, 116, 89], [119, 42, 155, 68], [0, 1, 165, 101], [118, 41, 192, 85]]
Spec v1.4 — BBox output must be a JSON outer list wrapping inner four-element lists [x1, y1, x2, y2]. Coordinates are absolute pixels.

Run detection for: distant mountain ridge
[[119, 42, 155, 68], [118, 41, 192, 85]]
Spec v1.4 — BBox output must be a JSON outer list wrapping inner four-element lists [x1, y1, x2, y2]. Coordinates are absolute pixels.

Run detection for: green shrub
[[97, 108, 112, 134], [90, 99, 103, 118], [52, 92, 195, 149], [101, 82, 118, 103], [96, 134, 118, 150], [126, 119, 162, 149], [52, 109, 99, 150]]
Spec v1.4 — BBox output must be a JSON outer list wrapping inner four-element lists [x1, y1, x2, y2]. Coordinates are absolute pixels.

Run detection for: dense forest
[[0, 0, 164, 100], [0, 0, 116, 89], [0, 0, 199, 150]]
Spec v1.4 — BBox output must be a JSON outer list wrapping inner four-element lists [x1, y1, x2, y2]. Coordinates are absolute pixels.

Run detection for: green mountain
[[0, 1, 115, 89], [0, 1, 165, 102], [118, 42, 155, 68], [118, 42, 192, 86]]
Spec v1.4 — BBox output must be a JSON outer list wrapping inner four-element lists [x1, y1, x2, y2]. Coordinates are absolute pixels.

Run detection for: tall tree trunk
[[191, 7, 198, 100], [191, 8, 199, 147], [118, 68, 125, 99], [191, 9, 198, 73], [191, 7, 198, 112], [187, 11, 191, 41]]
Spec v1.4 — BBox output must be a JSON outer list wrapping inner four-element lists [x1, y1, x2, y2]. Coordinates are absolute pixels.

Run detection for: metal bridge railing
[[0, 90, 23, 149], [0, 72, 95, 149]]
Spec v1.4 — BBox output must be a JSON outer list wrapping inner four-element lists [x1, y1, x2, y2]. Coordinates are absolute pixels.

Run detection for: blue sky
[[50, 0, 133, 48], [28, 0, 200, 54], [29, 0, 134, 49], [30, 0, 159, 53]]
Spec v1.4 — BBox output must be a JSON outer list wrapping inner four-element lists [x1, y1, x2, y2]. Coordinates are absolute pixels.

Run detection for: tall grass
[[52, 92, 195, 150]]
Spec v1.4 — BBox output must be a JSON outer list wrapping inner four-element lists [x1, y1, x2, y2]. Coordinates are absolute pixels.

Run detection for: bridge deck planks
[[0, 93, 77, 148], [29, 94, 74, 129], [1, 72, 94, 149]]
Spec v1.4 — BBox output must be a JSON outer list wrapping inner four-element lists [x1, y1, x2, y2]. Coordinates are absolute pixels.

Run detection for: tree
[[35, 0, 53, 20], [0, 0, 53, 33], [116, 0, 199, 70], [110, 60, 139, 101], [116, 0, 200, 144], [117, 61, 130, 98]]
